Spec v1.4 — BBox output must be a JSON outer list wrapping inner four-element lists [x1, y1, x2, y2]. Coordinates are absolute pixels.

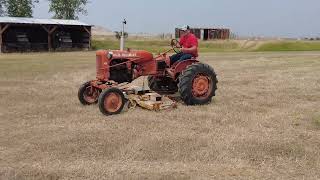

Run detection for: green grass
[[198, 41, 240, 52], [92, 39, 320, 53], [255, 41, 320, 51], [92, 39, 171, 54], [314, 114, 320, 127], [92, 39, 240, 53]]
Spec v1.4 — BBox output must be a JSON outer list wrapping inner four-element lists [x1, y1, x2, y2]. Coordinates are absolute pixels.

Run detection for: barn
[[0, 17, 92, 53], [175, 27, 230, 40]]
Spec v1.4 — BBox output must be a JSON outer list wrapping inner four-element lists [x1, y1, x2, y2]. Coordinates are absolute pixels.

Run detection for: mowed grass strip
[[314, 114, 320, 127], [1, 52, 320, 179], [0, 52, 94, 79]]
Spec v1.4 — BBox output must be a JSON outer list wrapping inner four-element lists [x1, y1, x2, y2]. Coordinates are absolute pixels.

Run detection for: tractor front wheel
[[98, 88, 126, 116], [78, 81, 101, 105], [178, 63, 218, 105]]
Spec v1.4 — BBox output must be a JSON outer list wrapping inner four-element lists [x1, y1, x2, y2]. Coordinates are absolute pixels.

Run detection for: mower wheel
[[178, 63, 218, 105], [148, 76, 178, 94], [78, 81, 101, 105], [98, 87, 126, 116]]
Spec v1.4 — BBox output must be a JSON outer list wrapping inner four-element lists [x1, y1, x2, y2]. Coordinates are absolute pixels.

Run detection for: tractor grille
[[96, 55, 105, 80], [157, 61, 167, 70]]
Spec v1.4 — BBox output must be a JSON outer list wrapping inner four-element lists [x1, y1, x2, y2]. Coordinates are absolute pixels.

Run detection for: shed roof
[[0, 17, 91, 26]]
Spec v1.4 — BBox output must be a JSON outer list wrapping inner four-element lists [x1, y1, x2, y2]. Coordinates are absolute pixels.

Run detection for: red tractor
[[78, 39, 218, 115]]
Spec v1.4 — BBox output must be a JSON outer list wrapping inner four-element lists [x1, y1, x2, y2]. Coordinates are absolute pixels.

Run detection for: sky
[[33, 0, 320, 38]]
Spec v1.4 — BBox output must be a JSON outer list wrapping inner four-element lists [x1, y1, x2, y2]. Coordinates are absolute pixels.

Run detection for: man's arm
[[181, 46, 197, 54]]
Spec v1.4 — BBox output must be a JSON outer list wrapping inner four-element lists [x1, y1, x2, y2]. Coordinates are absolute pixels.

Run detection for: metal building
[[175, 28, 230, 40], [0, 17, 92, 53]]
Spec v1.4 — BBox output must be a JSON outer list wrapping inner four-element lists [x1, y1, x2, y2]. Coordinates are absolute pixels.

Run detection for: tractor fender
[[167, 59, 199, 80]]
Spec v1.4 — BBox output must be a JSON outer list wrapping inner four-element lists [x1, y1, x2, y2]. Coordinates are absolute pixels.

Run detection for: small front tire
[[78, 81, 101, 105], [98, 88, 126, 116]]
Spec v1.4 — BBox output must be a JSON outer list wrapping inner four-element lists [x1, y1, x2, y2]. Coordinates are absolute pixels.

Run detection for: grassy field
[[255, 41, 320, 51], [1, 51, 320, 179], [92, 39, 241, 53], [92, 38, 320, 53]]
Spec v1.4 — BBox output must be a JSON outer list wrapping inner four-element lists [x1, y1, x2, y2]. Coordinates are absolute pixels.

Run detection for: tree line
[[0, 0, 88, 20]]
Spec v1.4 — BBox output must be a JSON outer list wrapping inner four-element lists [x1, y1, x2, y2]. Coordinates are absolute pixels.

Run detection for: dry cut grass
[[0, 51, 320, 179]]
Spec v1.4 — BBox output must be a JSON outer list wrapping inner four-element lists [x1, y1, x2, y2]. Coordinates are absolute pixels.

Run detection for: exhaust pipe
[[120, 19, 126, 51]]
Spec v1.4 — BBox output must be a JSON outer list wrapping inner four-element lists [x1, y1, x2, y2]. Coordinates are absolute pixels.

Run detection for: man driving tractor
[[171, 25, 198, 64], [78, 22, 218, 116]]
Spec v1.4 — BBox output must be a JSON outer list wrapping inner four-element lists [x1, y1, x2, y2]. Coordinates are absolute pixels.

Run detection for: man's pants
[[170, 52, 193, 65]]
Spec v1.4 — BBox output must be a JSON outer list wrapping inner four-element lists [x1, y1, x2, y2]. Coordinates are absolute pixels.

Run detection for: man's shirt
[[180, 33, 199, 57]]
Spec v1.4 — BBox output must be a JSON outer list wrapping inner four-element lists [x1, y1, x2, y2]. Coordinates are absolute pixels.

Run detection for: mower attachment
[[127, 92, 177, 112]]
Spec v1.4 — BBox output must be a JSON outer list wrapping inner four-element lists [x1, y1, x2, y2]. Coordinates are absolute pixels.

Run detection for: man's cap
[[180, 25, 190, 31]]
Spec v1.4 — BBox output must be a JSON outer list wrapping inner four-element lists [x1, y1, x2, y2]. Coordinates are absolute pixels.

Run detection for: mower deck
[[125, 86, 177, 112]]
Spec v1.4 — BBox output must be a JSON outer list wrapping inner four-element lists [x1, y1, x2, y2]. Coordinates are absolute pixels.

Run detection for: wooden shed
[[175, 27, 230, 40], [0, 17, 92, 53]]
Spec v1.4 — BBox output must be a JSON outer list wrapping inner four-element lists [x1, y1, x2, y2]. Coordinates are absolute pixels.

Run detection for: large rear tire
[[148, 76, 178, 94], [98, 88, 126, 116], [178, 63, 218, 105], [78, 81, 101, 105]]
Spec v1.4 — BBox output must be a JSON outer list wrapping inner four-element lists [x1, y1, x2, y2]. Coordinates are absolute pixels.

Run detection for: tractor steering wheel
[[171, 39, 182, 53]]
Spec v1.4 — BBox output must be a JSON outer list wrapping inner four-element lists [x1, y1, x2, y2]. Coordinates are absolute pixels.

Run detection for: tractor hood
[[95, 49, 154, 81], [107, 50, 153, 63]]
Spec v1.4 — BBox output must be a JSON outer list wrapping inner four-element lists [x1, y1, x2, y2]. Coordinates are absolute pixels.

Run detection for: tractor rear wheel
[[98, 87, 126, 116], [178, 63, 218, 105], [148, 76, 178, 94], [78, 81, 101, 105]]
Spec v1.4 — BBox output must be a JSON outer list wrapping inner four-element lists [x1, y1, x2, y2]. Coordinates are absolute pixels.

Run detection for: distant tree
[[230, 32, 238, 40], [48, 0, 88, 20], [115, 31, 128, 40], [5, 0, 39, 17], [0, 0, 5, 16]]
